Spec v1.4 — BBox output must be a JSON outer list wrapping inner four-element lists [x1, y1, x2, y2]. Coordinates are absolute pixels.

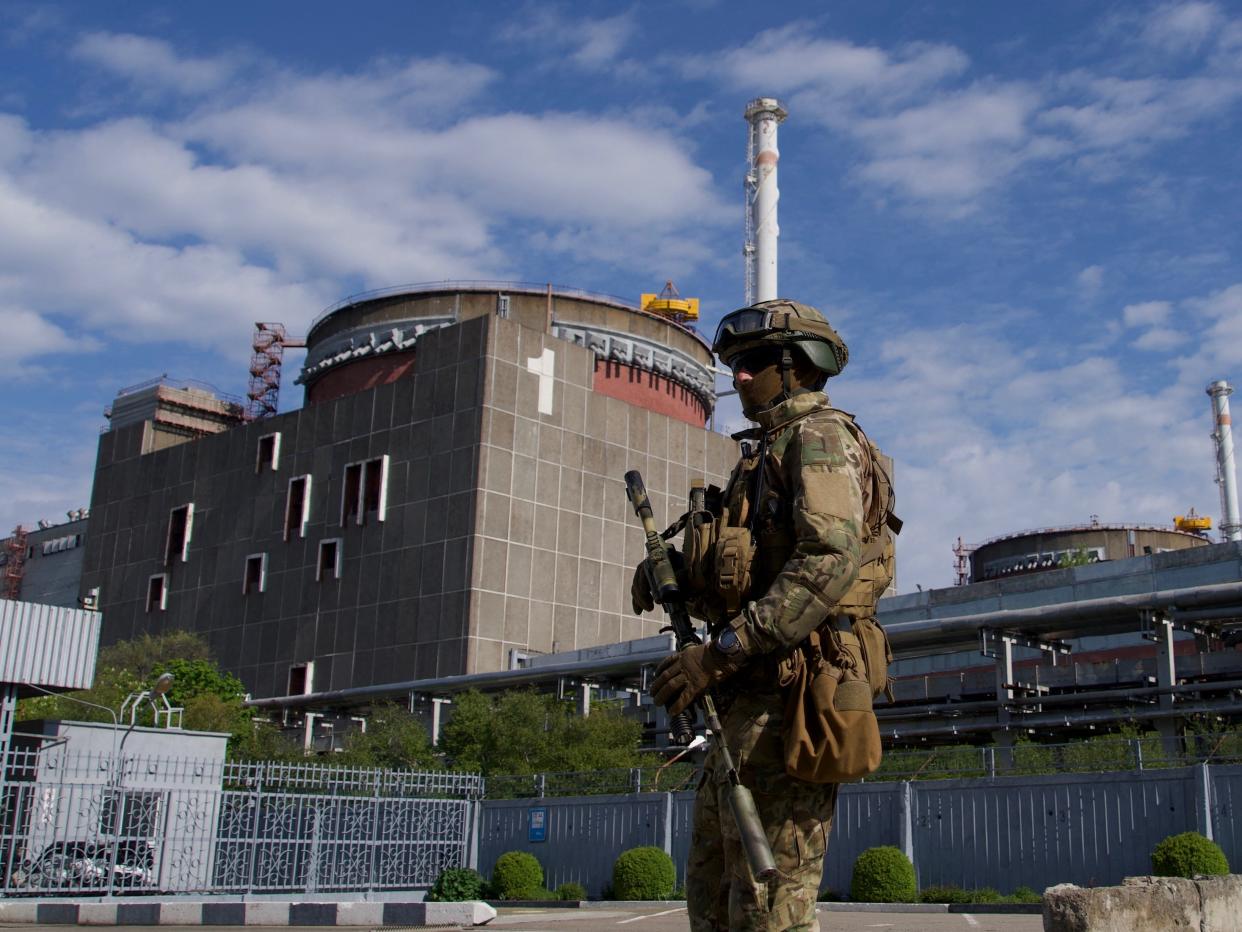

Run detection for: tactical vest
[[676, 407, 900, 626]]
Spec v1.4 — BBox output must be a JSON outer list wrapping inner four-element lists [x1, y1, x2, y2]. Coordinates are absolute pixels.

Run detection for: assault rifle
[[624, 470, 777, 881]]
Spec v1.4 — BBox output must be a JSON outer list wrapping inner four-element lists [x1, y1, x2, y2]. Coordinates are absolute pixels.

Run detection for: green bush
[[490, 851, 544, 900], [817, 888, 843, 902], [427, 866, 487, 902], [850, 846, 917, 903], [919, 884, 973, 904], [920, 884, 1032, 904], [1151, 832, 1229, 878], [556, 881, 588, 901], [1006, 886, 1042, 904], [612, 846, 677, 900]]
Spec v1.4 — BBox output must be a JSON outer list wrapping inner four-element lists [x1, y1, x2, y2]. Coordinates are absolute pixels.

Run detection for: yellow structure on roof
[[641, 280, 699, 322], [1175, 508, 1212, 533]]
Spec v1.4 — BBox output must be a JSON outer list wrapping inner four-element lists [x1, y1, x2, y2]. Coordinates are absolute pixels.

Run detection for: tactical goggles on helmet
[[713, 308, 784, 350]]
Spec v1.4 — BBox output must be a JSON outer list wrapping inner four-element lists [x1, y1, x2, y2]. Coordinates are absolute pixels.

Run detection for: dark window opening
[[341, 463, 362, 525], [288, 663, 312, 696], [146, 575, 167, 612], [256, 433, 281, 473], [243, 554, 267, 594], [362, 457, 386, 516], [343, 456, 387, 525], [165, 504, 193, 564], [317, 539, 341, 581], [285, 475, 311, 540]]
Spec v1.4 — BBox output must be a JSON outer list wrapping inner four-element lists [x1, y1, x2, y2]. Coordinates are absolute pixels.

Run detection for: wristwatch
[[713, 627, 743, 656]]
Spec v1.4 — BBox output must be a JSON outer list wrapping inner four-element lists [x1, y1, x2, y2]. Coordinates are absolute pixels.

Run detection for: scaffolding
[[2, 526, 27, 601], [246, 323, 306, 422]]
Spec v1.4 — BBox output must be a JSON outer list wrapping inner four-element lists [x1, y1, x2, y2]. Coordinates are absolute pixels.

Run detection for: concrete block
[[116, 903, 161, 925], [1196, 875, 1242, 931], [243, 901, 291, 925], [158, 902, 203, 925], [333, 901, 385, 926], [424, 900, 497, 926], [78, 903, 120, 925], [1043, 878, 1200, 931], [0, 901, 40, 923]]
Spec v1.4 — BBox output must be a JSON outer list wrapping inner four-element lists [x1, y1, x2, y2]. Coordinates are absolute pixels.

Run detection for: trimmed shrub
[[427, 867, 486, 902], [1151, 832, 1229, 878], [850, 846, 917, 903], [491, 851, 544, 900], [1006, 886, 1042, 904], [556, 881, 588, 902], [919, 884, 973, 904], [612, 846, 677, 900]]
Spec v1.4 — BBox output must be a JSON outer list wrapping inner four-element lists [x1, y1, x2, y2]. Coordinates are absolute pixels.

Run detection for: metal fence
[[476, 764, 1241, 898], [0, 747, 480, 897]]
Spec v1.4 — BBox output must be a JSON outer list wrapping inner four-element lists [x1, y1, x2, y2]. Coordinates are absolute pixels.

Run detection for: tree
[[334, 703, 442, 770], [438, 689, 643, 776], [16, 631, 267, 757]]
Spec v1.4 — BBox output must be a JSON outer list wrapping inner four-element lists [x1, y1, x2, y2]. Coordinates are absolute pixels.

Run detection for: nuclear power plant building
[[81, 285, 736, 700]]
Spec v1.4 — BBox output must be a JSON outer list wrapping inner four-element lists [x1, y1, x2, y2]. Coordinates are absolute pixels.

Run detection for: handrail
[[306, 280, 641, 336]]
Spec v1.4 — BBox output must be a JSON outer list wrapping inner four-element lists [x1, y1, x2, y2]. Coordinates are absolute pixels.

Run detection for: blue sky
[[2, 1, 1241, 591]]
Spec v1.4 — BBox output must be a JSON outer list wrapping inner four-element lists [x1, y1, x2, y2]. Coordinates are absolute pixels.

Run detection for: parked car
[[8, 839, 155, 893]]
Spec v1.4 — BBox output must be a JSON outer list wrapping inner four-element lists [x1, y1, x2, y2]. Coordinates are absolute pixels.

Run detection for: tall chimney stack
[[744, 97, 787, 306], [1208, 379, 1242, 542]]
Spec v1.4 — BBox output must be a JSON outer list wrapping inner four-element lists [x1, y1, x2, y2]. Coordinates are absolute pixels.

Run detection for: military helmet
[[712, 299, 848, 378]]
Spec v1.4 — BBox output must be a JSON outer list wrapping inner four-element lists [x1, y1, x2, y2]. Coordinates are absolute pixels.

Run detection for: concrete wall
[[82, 312, 737, 699]]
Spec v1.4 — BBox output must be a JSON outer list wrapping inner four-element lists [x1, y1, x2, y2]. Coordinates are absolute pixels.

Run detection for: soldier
[[632, 299, 896, 931]]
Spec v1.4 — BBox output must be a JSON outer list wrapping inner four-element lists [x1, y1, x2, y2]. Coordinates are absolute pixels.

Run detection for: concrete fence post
[[662, 792, 674, 858], [897, 781, 915, 869], [1195, 762, 1214, 840]]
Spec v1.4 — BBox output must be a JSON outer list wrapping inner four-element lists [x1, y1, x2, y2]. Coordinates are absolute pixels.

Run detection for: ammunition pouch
[[779, 616, 893, 783], [714, 526, 756, 617]]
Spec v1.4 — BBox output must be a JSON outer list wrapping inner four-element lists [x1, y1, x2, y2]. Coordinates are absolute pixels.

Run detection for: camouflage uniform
[[686, 390, 871, 932]]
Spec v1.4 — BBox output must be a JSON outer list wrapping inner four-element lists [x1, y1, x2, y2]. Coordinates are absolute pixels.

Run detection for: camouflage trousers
[[686, 688, 839, 932]]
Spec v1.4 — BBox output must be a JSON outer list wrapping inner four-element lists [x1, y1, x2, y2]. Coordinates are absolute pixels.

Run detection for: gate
[[0, 748, 481, 896]]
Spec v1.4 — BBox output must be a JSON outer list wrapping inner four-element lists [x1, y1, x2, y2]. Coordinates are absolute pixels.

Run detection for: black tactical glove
[[649, 641, 746, 718]]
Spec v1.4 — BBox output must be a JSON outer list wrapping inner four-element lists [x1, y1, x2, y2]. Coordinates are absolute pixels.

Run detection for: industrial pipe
[[1208, 380, 1241, 542], [744, 98, 787, 305]]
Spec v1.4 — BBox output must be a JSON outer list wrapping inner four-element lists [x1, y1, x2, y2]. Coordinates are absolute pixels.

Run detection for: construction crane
[[246, 323, 306, 421], [640, 281, 699, 325]]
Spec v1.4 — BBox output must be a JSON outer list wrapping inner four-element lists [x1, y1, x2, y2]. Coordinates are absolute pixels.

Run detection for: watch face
[[715, 629, 740, 654]]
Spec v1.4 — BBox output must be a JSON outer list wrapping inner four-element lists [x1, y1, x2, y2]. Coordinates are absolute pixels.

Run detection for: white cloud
[[72, 32, 238, 94], [698, 25, 968, 100], [1078, 265, 1104, 296], [1142, 2, 1223, 52], [1132, 327, 1186, 351], [0, 38, 731, 370], [500, 7, 638, 70], [0, 305, 80, 366], [828, 315, 1216, 590], [1123, 300, 1171, 327]]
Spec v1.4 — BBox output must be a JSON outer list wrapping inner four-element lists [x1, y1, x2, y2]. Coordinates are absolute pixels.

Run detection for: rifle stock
[[623, 470, 778, 882]]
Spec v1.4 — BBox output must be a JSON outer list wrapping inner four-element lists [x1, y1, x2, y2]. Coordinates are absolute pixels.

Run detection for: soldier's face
[[731, 348, 785, 415]]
